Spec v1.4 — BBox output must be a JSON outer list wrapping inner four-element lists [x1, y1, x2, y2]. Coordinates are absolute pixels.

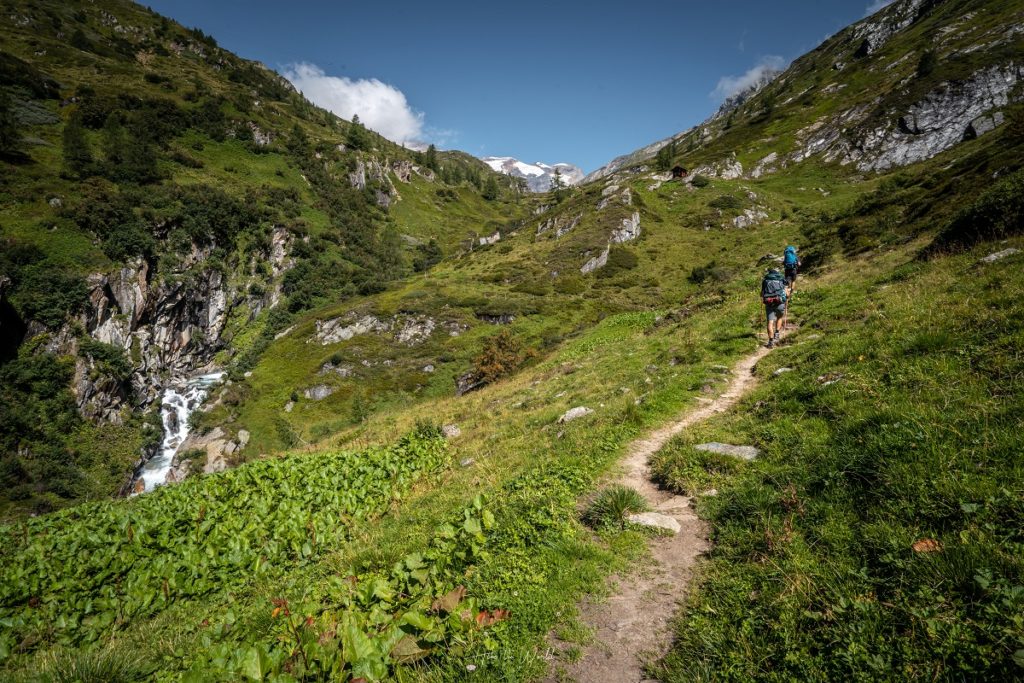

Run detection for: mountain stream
[[136, 371, 225, 492]]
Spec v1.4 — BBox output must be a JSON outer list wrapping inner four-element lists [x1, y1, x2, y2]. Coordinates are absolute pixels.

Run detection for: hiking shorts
[[766, 302, 786, 322], [785, 266, 798, 285]]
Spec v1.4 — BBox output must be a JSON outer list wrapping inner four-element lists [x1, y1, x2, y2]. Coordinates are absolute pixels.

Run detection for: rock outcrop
[[841, 64, 1021, 172], [30, 225, 295, 427], [610, 212, 641, 243], [581, 246, 610, 274], [537, 213, 582, 238], [312, 312, 443, 347]]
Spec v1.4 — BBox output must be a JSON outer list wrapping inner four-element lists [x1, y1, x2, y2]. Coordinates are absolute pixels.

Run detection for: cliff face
[[35, 225, 294, 425], [584, 0, 1024, 184]]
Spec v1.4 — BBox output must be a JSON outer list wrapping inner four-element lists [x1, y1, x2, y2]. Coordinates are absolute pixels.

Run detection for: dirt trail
[[547, 341, 778, 682]]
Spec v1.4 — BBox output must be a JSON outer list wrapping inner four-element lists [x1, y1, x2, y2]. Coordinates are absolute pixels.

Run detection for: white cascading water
[[137, 371, 225, 492]]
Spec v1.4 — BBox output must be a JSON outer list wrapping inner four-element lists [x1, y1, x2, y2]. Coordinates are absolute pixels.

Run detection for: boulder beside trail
[[695, 442, 760, 461], [627, 512, 681, 534], [979, 248, 1019, 264], [558, 406, 594, 424], [304, 384, 334, 400]]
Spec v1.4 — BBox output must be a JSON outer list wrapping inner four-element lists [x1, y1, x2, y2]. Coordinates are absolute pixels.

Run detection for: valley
[[1, 0, 1023, 680]]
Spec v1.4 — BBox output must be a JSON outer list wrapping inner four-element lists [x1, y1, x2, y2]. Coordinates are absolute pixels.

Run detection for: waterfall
[[137, 371, 225, 492]]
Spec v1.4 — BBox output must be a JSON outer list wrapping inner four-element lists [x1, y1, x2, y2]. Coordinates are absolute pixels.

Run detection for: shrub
[[929, 168, 1024, 252], [688, 260, 730, 285], [916, 50, 937, 78], [472, 329, 531, 386], [79, 338, 133, 382], [708, 194, 742, 210], [553, 275, 586, 295], [14, 267, 88, 330], [582, 485, 648, 530], [596, 247, 639, 279], [511, 279, 551, 296], [690, 174, 711, 188]]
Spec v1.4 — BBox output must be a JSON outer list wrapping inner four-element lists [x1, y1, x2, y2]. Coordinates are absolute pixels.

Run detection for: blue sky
[[146, 0, 891, 172]]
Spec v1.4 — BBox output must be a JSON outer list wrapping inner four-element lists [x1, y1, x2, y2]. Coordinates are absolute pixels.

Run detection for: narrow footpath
[[547, 340, 779, 682]]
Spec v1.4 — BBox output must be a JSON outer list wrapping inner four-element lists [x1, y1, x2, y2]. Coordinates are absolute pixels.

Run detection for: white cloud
[[712, 56, 786, 100], [864, 0, 895, 16], [282, 62, 426, 146]]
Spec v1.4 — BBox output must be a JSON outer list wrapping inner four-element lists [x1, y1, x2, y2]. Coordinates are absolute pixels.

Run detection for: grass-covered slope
[[0, 0, 524, 517], [653, 241, 1024, 681], [1, 0, 1022, 679]]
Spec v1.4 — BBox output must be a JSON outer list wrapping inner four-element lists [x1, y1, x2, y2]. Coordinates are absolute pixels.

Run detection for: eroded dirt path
[[547, 341, 777, 682]]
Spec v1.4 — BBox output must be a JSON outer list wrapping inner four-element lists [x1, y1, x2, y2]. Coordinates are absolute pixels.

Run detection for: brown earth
[[545, 340, 779, 682]]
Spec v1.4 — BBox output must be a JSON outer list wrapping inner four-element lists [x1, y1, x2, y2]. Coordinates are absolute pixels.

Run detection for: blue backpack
[[784, 246, 798, 267], [762, 271, 787, 305]]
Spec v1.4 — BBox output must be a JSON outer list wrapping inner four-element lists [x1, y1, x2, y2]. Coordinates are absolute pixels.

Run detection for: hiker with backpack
[[761, 268, 787, 348], [783, 245, 801, 288]]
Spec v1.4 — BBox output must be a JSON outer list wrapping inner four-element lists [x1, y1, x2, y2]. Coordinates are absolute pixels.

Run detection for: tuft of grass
[[583, 485, 650, 530], [30, 646, 147, 683]]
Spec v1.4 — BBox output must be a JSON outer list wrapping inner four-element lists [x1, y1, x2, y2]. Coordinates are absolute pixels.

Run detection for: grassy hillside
[[1, 0, 1023, 680], [0, 0, 523, 517]]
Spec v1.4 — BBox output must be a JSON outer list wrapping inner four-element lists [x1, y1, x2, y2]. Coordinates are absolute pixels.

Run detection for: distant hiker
[[783, 245, 801, 287], [761, 268, 787, 348]]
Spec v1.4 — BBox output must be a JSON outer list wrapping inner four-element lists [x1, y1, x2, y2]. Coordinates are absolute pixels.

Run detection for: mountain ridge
[[482, 155, 585, 191], [1, 0, 1023, 680]]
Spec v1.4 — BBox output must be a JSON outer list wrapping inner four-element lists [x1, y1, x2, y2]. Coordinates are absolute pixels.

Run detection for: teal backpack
[[784, 246, 798, 267], [762, 271, 787, 305]]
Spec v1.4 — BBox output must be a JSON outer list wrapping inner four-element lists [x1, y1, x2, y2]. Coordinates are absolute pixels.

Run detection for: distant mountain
[[482, 157, 585, 192]]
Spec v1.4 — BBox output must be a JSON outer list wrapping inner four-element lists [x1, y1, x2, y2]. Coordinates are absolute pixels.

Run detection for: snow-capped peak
[[481, 156, 584, 192]]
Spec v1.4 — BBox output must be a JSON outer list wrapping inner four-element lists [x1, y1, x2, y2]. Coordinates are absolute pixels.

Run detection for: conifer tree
[[482, 175, 500, 201], [0, 90, 21, 156], [551, 167, 565, 201], [424, 144, 439, 172], [101, 113, 126, 169], [655, 140, 677, 172], [62, 113, 93, 177], [348, 114, 369, 151]]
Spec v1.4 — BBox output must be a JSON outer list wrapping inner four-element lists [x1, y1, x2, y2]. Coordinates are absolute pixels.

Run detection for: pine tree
[[424, 144, 439, 172], [0, 90, 20, 156], [551, 167, 565, 201], [482, 175, 500, 201], [62, 113, 93, 177], [101, 113, 127, 169], [348, 114, 369, 151], [655, 140, 677, 172]]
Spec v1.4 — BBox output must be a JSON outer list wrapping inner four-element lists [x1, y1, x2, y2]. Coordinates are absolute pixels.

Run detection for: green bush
[[553, 275, 586, 295], [930, 168, 1024, 252], [596, 247, 639, 279], [708, 194, 742, 210], [13, 267, 88, 330], [688, 260, 730, 285], [690, 174, 711, 188], [511, 279, 551, 296], [78, 338, 133, 382]]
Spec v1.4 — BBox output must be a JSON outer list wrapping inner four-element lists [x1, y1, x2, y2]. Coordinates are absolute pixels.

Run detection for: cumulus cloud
[[283, 63, 425, 146], [865, 0, 895, 15], [712, 56, 786, 100]]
